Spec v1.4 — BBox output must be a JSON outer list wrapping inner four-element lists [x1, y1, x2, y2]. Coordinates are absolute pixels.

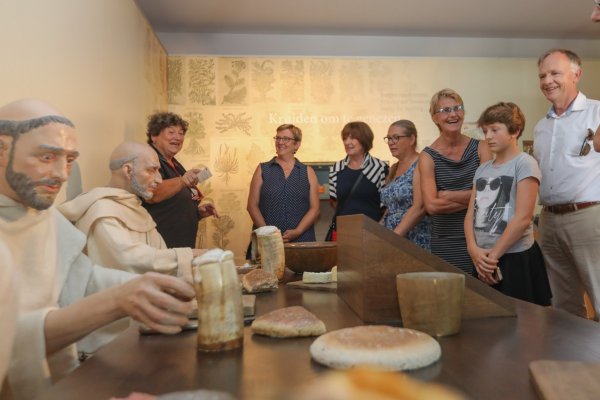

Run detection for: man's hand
[[115, 273, 195, 334], [199, 203, 219, 218]]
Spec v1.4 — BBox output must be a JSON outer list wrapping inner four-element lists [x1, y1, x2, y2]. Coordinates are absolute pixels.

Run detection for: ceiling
[[136, 0, 598, 39]]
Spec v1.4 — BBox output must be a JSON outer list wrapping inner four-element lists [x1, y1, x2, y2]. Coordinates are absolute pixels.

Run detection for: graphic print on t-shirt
[[474, 175, 514, 235]]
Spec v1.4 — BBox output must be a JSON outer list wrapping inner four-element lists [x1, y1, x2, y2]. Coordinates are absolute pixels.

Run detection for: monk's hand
[[116, 272, 195, 334]]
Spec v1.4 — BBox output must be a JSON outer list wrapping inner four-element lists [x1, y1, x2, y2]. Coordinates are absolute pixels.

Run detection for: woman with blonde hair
[[419, 89, 491, 274], [247, 124, 319, 243]]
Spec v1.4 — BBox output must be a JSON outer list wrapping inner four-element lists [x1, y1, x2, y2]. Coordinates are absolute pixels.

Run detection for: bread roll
[[251, 306, 326, 338], [310, 326, 441, 371], [242, 268, 278, 293]]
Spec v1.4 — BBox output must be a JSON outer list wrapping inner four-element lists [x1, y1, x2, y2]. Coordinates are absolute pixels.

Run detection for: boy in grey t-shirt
[[464, 102, 551, 306]]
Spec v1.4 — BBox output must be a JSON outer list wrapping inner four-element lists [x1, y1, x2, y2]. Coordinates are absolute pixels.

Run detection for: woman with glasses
[[419, 89, 492, 274], [464, 102, 551, 306], [380, 120, 430, 250], [247, 124, 319, 243], [328, 122, 389, 238]]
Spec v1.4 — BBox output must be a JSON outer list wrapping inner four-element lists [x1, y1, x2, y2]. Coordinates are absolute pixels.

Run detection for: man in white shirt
[[533, 49, 600, 320], [0, 99, 195, 400]]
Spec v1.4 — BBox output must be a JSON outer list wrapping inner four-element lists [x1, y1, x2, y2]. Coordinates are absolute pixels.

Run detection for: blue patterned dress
[[380, 161, 431, 250]]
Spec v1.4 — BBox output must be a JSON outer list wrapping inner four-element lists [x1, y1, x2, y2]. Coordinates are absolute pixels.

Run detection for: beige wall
[[168, 55, 600, 261], [0, 0, 167, 201]]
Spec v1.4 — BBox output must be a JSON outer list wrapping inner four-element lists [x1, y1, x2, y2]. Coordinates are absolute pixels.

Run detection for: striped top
[[329, 153, 388, 200], [422, 138, 480, 273], [329, 154, 389, 222], [258, 158, 315, 242]]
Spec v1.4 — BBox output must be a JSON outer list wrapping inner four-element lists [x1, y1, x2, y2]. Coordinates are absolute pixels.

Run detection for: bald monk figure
[[60, 141, 204, 278], [59, 142, 206, 354], [0, 99, 195, 400]]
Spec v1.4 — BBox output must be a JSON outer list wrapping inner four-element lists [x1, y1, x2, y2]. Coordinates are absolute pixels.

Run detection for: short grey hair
[[538, 48, 582, 74]]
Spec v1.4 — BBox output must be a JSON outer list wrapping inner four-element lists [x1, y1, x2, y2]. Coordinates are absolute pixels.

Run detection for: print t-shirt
[[472, 152, 540, 254]]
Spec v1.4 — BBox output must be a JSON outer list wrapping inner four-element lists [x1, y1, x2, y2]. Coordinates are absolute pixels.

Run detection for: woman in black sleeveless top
[[419, 89, 491, 274]]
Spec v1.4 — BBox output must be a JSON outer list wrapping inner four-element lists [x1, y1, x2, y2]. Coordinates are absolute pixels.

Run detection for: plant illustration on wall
[[218, 192, 242, 214], [281, 60, 304, 103], [183, 111, 208, 156], [188, 58, 216, 105], [310, 60, 334, 103], [222, 60, 247, 105], [252, 60, 276, 102], [215, 112, 252, 136], [167, 57, 184, 105], [214, 144, 239, 185], [212, 214, 235, 249]]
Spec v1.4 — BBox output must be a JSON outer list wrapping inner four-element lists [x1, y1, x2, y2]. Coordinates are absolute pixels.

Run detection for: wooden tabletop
[[40, 281, 600, 400]]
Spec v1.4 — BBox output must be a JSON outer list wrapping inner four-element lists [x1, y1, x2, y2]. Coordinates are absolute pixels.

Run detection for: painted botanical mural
[[167, 55, 547, 262]]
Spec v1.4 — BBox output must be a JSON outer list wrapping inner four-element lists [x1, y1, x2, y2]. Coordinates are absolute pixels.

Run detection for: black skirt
[[491, 241, 552, 306]]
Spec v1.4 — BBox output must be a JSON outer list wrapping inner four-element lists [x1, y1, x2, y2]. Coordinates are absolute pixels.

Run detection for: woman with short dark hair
[[328, 122, 388, 238]]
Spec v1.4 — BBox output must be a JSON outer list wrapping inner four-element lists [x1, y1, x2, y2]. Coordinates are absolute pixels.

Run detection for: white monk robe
[[0, 242, 18, 394], [58, 187, 193, 354], [0, 195, 134, 400], [58, 187, 193, 279]]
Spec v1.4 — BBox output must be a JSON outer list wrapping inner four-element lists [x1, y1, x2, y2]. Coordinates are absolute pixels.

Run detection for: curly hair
[[146, 112, 188, 144]]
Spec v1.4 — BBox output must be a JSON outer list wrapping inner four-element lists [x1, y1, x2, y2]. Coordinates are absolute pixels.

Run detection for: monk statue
[[0, 99, 195, 400], [58, 141, 207, 354]]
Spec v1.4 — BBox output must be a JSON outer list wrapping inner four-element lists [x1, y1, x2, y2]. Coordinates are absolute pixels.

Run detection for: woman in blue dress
[[380, 120, 431, 250], [247, 124, 319, 242]]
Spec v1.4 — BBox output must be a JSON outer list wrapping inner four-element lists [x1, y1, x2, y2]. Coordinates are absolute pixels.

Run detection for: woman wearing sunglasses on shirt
[[380, 120, 430, 250], [464, 102, 551, 306], [419, 88, 492, 274], [247, 124, 319, 244]]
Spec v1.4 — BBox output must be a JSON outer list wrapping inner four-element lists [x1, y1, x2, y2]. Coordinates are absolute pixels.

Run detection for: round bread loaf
[[310, 325, 441, 371]]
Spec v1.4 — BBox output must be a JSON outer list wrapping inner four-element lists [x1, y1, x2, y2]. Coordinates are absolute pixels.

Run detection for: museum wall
[[167, 55, 600, 260], [0, 0, 167, 201]]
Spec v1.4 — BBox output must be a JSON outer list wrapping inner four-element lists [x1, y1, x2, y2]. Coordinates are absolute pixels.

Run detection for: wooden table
[[40, 282, 600, 400]]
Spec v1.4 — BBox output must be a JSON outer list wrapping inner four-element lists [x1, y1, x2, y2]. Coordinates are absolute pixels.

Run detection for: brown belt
[[543, 201, 600, 214]]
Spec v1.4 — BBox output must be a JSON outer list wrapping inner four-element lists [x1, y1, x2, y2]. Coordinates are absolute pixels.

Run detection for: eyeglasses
[[434, 104, 465, 115], [579, 129, 595, 156], [273, 136, 297, 143], [383, 135, 410, 144], [476, 177, 501, 192]]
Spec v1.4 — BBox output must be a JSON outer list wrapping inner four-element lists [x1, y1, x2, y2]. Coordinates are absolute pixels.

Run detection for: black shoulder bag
[[325, 172, 364, 241]]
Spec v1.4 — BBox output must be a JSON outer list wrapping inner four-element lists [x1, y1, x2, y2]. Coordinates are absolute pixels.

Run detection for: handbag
[[324, 172, 364, 241]]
